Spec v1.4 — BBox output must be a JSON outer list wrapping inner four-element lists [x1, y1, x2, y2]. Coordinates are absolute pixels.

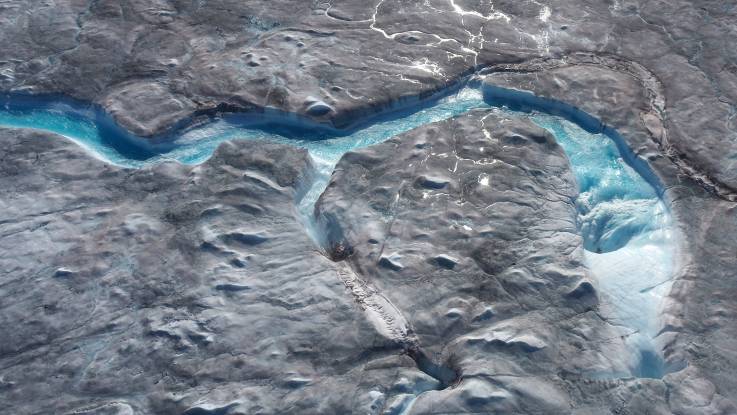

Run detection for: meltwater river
[[0, 83, 675, 378]]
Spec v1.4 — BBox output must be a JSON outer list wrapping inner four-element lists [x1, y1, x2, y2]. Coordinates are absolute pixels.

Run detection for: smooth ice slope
[[0, 85, 675, 377]]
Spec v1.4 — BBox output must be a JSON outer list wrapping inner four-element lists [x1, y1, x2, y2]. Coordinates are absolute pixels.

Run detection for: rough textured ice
[[0, 84, 679, 393], [1, 0, 737, 412]]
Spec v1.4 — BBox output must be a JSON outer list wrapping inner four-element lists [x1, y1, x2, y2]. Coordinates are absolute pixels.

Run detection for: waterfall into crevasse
[[529, 114, 675, 378]]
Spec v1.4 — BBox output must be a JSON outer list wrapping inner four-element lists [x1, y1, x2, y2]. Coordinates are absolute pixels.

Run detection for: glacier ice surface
[[0, 85, 676, 377]]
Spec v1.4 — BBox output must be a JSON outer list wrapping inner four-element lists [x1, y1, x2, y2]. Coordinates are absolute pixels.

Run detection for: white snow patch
[[539, 6, 551, 22], [448, 0, 511, 23], [411, 59, 445, 77]]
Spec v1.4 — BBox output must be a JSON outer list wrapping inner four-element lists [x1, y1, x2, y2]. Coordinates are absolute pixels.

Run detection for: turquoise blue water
[[0, 89, 661, 253], [0, 85, 675, 378], [0, 107, 155, 165]]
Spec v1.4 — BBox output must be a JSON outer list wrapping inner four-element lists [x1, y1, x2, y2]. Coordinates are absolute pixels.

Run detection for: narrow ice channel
[[0, 85, 675, 378]]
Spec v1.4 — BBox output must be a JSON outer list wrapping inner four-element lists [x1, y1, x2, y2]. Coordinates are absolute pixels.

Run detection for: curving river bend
[[0, 81, 676, 379]]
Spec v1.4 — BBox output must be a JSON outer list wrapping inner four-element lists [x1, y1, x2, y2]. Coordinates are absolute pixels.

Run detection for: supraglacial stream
[[0, 83, 675, 378]]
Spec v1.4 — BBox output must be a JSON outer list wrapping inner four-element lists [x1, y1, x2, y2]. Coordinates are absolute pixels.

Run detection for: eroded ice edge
[[0, 85, 675, 379]]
